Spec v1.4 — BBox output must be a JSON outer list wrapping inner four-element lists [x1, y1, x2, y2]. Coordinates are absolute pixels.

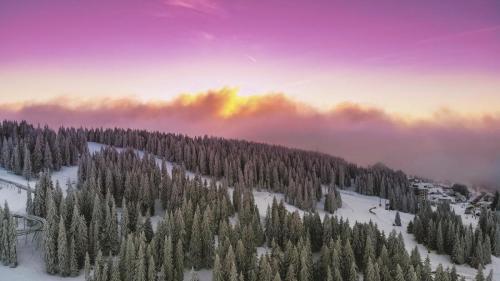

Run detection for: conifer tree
[[224, 245, 236, 281], [22, 144, 32, 180], [363, 236, 375, 270], [259, 256, 272, 281], [434, 265, 447, 281], [12, 143, 22, 175], [189, 207, 202, 269], [394, 211, 401, 227], [405, 265, 417, 281], [452, 234, 465, 264], [229, 262, 238, 281], [94, 250, 103, 281], [450, 266, 458, 281], [69, 239, 78, 276], [341, 240, 355, 281], [143, 214, 154, 243], [394, 264, 405, 281], [472, 238, 484, 268], [163, 236, 174, 281], [1, 217, 8, 265], [213, 254, 223, 281], [347, 261, 357, 281], [148, 254, 156, 281], [364, 258, 375, 281], [201, 207, 214, 268], [421, 256, 432, 281], [286, 264, 297, 281], [58, 217, 69, 276], [84, 253, 91, 281], [44, 191, 58, 274], [33, 135, 43, 173], [483, 236, 491, 264], [136, 242, 146, 281], [108, 200, 120, 254], [121, 199, 130, 239], [175, 239, 184, 281], [43, 141, 53, 171], [26, 191, 33, 215], [436, 222, 444, 254], [273, 272, 282, 281]]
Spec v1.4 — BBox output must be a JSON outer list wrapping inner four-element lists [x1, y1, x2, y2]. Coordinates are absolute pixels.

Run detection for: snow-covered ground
[[0, 165, 78, 214], [247, 188, 498, 281], [1, 142, 497, 281], [0, 235, 84, 281]]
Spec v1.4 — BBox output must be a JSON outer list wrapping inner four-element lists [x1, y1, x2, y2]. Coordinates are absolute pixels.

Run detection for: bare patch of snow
[[0, 235, 84, 281]]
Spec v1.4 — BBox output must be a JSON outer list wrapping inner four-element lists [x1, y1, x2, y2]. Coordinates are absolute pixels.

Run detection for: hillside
[[0, 123, 497, 281]]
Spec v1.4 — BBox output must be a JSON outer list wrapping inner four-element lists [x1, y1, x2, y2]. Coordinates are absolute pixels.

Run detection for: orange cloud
[[1, 89, 499, 189]]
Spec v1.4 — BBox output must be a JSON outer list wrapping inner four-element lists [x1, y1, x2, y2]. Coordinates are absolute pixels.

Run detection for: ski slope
[[248, 188, 498, 280]]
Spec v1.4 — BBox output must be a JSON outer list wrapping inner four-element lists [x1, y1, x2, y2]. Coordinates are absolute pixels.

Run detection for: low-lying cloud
[[1, 88, 499, 189]]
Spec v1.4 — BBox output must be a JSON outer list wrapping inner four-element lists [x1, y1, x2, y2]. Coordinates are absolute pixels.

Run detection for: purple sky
[[1, 0, 500, 186], [2, 0, 500, 70]]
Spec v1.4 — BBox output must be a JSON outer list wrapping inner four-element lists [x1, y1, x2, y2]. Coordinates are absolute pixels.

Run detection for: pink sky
[[1, 0, 500, 114], [0, 90, 499, 188], [1, 0, 500, 186]]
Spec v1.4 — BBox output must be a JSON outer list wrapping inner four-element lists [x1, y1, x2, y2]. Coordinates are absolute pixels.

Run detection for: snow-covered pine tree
[[22, 144, 32, 179], [394, 211, 402, 226], [57, 217, 69, 276]]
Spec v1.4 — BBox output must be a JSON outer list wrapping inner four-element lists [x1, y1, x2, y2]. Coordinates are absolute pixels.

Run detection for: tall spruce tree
[[57, 217, 69, 276], [189, 207, 202, 269], [213, 254, 223, 281], [394, 211, 402, 227], [22, 144, 32, 179]]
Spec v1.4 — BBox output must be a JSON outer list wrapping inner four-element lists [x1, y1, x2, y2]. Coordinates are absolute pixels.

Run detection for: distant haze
[[1, 89, 499, 189]]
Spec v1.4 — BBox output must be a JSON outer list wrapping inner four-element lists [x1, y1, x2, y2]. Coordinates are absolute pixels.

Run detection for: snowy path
[[13, 213, 46, 236], [0, 177, 34, 193]]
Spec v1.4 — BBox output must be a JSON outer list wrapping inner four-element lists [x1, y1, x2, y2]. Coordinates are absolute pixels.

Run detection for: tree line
[[0, 202, 17, 268], [0, 120, 87, 179], [0, 120, 418, 214], [84, 127, 417, 213]]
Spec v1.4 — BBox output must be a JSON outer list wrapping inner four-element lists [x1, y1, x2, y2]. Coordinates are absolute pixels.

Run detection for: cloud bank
[[1, 89, 499, 189]]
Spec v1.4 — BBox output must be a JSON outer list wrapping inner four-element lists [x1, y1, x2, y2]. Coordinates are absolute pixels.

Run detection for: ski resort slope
[[0, 165, 78, 213], [333, 190, 499, 281], [250, 188, 499, 280], [0, 239, 85, 281], [0, 142, 498, 281]]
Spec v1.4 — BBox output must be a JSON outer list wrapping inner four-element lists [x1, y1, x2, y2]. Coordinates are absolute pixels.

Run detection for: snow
[[0, 168, 36, 187], [0, 182, 28, 214], [244, 187, 497, 280], [0, 165, 79, 214], [0, 235, 84, 281], [451, 203, 478, 227], [1, 142, 498, 281], [184, 269, 212, 281]]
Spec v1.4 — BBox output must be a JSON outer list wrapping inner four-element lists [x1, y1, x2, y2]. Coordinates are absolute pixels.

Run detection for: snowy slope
[[1, 142, 497, 281], [0, 237, 84, 281], [248, 188, 498, 281], [0, 166, 78, 214]]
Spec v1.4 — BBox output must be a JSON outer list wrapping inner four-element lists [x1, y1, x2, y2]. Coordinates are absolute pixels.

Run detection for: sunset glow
[[1, 0, 500, 185]]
